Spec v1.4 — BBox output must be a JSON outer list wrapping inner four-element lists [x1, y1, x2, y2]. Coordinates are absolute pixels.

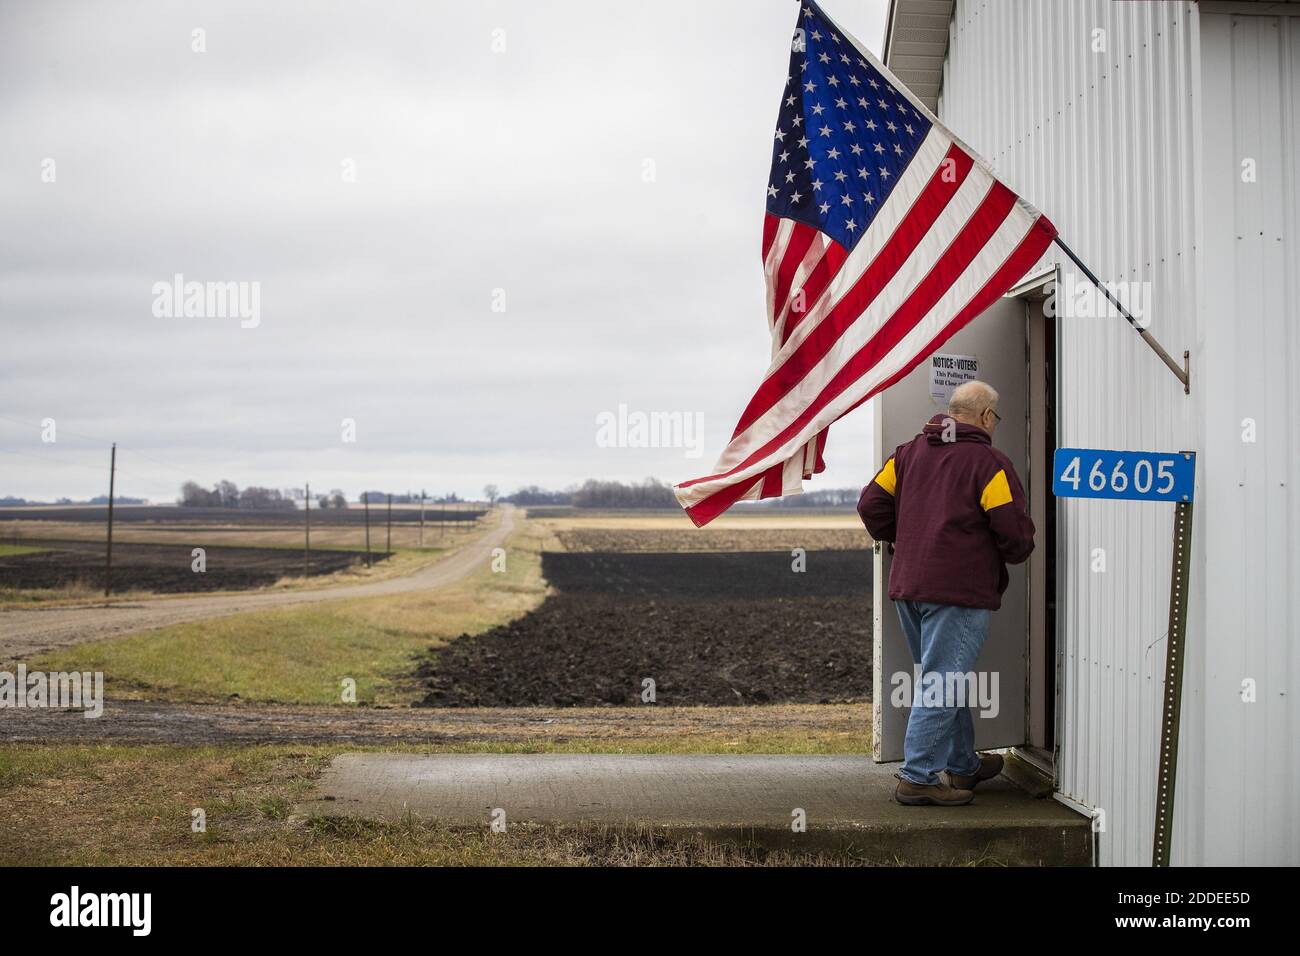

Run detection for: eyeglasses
[[988, 408, 1002, 423]]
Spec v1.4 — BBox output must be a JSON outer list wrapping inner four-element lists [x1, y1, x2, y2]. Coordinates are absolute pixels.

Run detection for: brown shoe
[[894, 776, 975, 806], [943, 753, 1004, 791]]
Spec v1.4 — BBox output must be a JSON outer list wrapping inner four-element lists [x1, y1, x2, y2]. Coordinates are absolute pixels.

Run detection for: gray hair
[[948, 380, 999, 419]]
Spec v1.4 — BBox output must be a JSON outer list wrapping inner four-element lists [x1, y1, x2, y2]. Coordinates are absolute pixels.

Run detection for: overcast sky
[[0, 0, 888, 502]]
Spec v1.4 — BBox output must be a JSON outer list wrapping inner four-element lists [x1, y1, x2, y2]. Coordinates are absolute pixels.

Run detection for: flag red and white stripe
[[674, 4, 1055, 527]]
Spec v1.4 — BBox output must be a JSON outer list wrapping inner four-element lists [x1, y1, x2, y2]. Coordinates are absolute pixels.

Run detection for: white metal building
[[874, 0, 1299, 865]]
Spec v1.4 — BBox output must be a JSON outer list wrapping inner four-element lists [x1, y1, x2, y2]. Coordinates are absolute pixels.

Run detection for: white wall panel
[[1197, 9, 1300, 867]]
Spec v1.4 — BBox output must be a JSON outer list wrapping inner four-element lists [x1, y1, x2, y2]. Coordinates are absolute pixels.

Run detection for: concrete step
[[299, 753, 1093, 865]]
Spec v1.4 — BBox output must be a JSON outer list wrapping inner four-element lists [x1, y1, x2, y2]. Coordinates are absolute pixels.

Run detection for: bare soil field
[[554, 527, 869, 553], [414, 549, 870, 708], [0, 539, 386, 594], [543, 549, 870, 597]]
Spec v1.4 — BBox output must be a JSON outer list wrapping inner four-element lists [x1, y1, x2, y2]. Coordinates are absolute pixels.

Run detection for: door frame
[[870, 288, 1038, 762], [1007, 264, 1062, 779]]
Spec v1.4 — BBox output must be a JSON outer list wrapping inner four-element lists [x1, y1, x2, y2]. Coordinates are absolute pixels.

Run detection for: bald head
[[948, 381, 1000, 434]]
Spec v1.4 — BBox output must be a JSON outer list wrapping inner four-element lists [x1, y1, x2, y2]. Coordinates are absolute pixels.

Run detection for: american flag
[[675, 0, 1056, 527]]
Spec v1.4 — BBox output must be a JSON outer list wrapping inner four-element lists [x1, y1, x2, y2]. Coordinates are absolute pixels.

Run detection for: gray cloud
[[0, 0, 886, 501]]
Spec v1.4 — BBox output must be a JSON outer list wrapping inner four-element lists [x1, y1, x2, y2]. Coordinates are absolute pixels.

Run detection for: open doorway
[[871, 269, 1061, 770], [1021, 281, 1059, 772], [872, 295, 1030, 760]]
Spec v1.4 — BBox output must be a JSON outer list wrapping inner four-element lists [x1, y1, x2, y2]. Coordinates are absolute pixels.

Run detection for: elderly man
[[858, 381, 1035, 806]]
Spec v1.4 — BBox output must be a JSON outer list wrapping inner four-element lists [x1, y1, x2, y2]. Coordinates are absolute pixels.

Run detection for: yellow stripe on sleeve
[[980, 468, 1013, 511], [874, 457, 897, 496]]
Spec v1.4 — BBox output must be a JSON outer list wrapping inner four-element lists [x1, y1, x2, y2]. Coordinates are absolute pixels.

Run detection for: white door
[[871, 297, 1030, 761]]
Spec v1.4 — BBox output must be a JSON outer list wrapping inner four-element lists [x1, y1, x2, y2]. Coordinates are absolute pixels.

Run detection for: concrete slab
[[299, 753, 1093, 865]]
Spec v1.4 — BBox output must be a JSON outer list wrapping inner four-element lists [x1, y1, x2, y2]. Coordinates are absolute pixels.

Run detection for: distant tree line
[[505, 485, 572, 506], [755, 487, 860, 508], [179, 480, 301, 511], [572, 478, 677, 508], [177, 483, 481, 510], [357, 491, 463, 505], [502, 478, 677, 509], [499, 480, 859, 510], [172, 477, 859, 513]]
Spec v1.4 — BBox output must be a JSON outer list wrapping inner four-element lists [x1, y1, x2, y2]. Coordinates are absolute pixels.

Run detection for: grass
[[0, 580, 146, 608], [0, 543, 46, 557], [0, 727, 884, 866], [29, 518, 550, 705]]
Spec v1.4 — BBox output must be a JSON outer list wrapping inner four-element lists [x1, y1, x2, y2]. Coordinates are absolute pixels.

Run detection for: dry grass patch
[[30, 518, 548, 706], [0, 708, 876, 867]]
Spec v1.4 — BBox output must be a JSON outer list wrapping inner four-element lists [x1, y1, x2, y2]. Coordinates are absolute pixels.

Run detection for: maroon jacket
[[858, 414, 1035, 610]]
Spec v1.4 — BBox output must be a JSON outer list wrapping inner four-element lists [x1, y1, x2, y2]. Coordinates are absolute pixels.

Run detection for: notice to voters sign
[[928, 353, 979, 404]]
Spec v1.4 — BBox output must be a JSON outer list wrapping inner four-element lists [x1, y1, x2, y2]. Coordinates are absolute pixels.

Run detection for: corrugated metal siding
[[935, 0, 1300, 866], [1197, 10, 1300, 867], [938, 0, 1207, 866]]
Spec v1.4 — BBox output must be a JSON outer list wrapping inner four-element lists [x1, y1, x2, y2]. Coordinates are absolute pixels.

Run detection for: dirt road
[[0, 507, 515, 662]]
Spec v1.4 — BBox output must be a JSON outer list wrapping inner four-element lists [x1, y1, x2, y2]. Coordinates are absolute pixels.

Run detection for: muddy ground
[[0, 698, 865, 745], [415, 549, 871, 708], [0, 539, 387, 594]]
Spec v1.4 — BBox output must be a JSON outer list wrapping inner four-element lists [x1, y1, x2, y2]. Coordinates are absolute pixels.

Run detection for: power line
[[0, 447, 179, 492], [0, 414, 201, 479], [0, 447, 114, 475]]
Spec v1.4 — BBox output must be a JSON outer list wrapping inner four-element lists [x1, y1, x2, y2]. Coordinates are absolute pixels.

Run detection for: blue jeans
[[896, 600, 991, 786]]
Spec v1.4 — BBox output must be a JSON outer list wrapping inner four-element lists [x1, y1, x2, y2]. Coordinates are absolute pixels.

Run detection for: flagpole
[[1053, 237, 1190, 394]]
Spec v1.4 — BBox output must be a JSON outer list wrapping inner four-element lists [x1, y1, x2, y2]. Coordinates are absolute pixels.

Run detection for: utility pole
[[104, 442, 116, 598], [304, 481, 311, 578], [419, 489, 425, 548], [364, 492, 372, 567], [386, 493, 392, 556]]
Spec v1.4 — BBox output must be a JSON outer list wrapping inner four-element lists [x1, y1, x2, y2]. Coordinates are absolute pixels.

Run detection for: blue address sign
[[1052, 448, 1195, 503]]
